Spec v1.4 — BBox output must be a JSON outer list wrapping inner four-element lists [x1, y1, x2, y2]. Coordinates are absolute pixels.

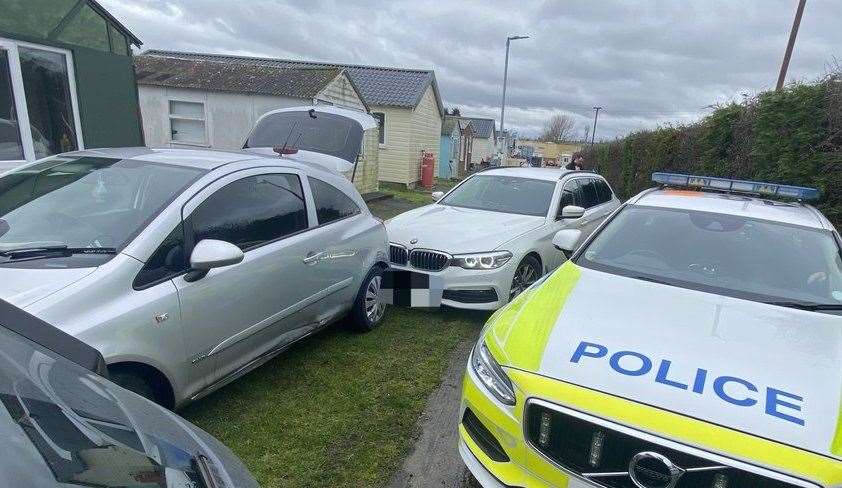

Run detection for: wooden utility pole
[[776, 0, 807, 91], [590, 107, 602, 147]]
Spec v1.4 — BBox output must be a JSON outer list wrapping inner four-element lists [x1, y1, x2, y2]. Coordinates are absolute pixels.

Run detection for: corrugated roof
[[464, 117, 496, 138], [141, 50, 443, 114], [134, 55, 342, 99]]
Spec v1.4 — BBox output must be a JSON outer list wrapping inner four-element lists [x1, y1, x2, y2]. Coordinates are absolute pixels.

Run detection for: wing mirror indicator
[[431, 191, 444, 201], [185, 239, 244, 282], [560, 205, 585, 219], [553, 229, 582, 259]]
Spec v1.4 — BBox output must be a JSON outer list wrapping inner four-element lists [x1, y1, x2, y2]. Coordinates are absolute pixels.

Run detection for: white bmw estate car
[[0, 107, 389, 408], [386, 167, 620, 309]]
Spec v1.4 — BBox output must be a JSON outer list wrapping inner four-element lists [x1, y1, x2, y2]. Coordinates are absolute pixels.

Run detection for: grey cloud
[[101, 0, 842, 138]]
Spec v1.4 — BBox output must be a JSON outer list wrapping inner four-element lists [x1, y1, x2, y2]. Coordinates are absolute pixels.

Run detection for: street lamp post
[[500, 35, 529, 155]]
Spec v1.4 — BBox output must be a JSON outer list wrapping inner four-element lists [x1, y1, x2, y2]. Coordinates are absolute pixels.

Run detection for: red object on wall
[[420, 151, 435, 188]]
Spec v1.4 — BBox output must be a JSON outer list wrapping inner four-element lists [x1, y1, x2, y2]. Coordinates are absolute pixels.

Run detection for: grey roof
[[134, 55, 346, 99], [141, 50, 443, 114], [464, 118, 496, 139]]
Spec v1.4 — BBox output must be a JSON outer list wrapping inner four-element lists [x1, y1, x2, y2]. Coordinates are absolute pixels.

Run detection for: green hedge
[[581, 72, 842, 229]]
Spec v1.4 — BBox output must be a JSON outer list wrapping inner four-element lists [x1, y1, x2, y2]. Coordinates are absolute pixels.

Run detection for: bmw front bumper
[[388, 259, 518, 310]]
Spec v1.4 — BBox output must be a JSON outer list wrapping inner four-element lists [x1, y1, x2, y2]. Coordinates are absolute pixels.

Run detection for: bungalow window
[[169, 100, 207, 146], [372, 112, 385, 145], [0, 38, 83, 166]]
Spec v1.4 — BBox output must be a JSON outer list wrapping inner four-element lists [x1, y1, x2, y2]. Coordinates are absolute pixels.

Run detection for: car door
[[174, 169, 323, 392], [545, 177, 587, 270], [577, 177, 606, 237], [298, 176, 368, 324], [582, 177, 618, 232]]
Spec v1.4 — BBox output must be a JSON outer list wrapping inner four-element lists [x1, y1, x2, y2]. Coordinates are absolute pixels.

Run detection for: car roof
[[69, 147, 260, 170], [631, 188, 831, 230], [478, 166, 579, 182]]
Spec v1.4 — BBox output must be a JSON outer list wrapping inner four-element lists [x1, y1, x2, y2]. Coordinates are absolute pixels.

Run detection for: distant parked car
[[386, 167, 620, 309], [0, 107, 389, 408], [0, 298, 259, 487]]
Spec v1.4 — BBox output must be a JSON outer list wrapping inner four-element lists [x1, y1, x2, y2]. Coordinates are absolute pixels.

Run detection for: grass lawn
[[378, 178, 459, 205], [181, 187, 486, 488]]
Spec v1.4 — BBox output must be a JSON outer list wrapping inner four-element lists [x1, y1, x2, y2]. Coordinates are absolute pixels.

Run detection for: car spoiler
[[0, 299, 108, 377]]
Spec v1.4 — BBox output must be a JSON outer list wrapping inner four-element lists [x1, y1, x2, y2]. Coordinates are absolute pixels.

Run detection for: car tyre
[[509, 255, 541, 300], [348, 266, 387, 332], [110, 369, 158, 403]]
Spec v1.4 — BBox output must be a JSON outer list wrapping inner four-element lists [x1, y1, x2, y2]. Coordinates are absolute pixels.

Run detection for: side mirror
[[553, 229, 582, 257], [559, 205, 585, 220], [431, 191, 444, 201], [185, 239, 244, 282]]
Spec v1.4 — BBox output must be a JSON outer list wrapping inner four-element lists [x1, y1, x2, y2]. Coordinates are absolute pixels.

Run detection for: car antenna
[[274, 122, 299, 156]]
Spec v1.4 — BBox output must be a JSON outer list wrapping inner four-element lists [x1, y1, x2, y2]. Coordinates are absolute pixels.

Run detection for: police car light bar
[[651, 172, 820, 201]]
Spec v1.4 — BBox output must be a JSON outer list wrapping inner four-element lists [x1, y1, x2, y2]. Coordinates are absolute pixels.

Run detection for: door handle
[[303, 251, 326, 265]]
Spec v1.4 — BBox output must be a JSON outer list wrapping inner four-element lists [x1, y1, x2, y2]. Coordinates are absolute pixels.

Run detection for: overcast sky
[[102, 0, 842, 139]]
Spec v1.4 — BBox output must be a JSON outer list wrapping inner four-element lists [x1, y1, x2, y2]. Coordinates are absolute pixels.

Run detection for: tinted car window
[[579, 178, 599, 208], [595, 178, 613, 204], [191, 174, 308, 250], [310, 177, 361, 225], [134, 224, 187, 289], [244, 111, 364, 163], [557, 180, 581, 218]]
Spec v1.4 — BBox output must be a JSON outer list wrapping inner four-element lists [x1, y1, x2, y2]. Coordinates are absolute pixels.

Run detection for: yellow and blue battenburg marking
[[462, 260, 842, 487], [569, 340, 806, 426]]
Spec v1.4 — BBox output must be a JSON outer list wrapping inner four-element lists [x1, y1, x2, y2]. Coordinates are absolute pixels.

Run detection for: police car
[[459, 173, 842, 488]]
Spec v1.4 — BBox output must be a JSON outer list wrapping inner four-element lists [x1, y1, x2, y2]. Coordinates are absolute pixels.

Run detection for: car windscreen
[[0, 155, 204, 267], [576, 205, 842, 308], [244, 111, 364, 162], [439, 174, 556, 216]]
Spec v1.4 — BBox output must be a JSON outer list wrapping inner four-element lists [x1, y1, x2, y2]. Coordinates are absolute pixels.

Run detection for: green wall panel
[[0, 0, 77, 39], [72, 48, 142, 148]]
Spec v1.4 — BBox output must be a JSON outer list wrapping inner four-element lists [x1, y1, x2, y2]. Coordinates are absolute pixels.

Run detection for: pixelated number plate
[[380, 270, 443, 307]]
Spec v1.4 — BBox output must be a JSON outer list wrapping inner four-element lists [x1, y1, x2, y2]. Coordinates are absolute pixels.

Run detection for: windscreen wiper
[[0, 245, 117, 260], [764, 301, 842, 312], [629, 274, 672, 286]]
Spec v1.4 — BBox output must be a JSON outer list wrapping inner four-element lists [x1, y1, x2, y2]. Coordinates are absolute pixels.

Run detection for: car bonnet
[[0, 325, 258, 488], [482, 262, 842, 458], [386, 204, 546, 254]]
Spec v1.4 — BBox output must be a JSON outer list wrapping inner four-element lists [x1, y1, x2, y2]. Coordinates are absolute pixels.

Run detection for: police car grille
[[409, 249, 449, 271], [389, 244, 408, 266], [525, 402, 810, 488]]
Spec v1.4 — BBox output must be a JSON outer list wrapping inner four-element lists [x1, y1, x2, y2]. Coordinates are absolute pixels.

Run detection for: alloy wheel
[[365, 275, 386, 323], [510, 260, 539, 300]]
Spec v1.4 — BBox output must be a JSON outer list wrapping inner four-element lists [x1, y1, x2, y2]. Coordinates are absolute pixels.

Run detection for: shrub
[[582, 72, 842, 229]]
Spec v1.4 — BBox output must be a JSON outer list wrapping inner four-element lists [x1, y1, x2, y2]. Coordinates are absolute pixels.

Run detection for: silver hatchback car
[[0, 112, 389, 408]]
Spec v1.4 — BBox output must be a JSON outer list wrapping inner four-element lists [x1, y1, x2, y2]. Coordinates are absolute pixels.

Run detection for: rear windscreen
[[244, 111, 364, 163]]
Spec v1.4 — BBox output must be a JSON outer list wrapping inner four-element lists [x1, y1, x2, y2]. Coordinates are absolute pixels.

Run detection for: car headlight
[[452, 251, 512, 270], [471, 340, 516, 405]]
